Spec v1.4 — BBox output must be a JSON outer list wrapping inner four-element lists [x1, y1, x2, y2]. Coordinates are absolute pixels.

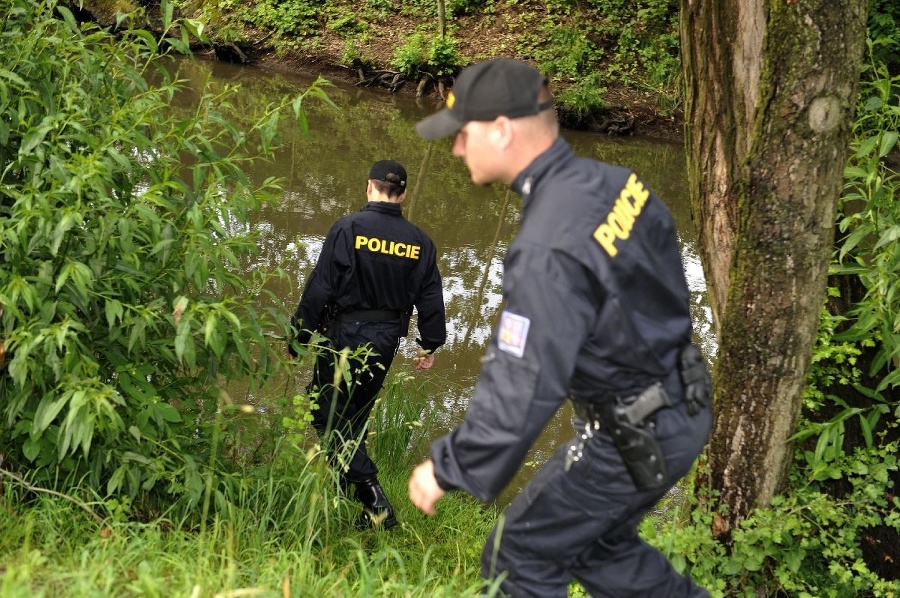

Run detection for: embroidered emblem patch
[[497, 311, 530, 358]]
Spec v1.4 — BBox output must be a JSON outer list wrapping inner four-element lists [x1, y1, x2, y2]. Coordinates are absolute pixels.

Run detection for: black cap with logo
[[369, 160, 407, 188], [415, 58, 552, 140]]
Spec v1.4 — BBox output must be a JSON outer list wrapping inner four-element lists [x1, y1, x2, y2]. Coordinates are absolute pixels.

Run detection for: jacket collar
[[362, 201, 403, 216], [510, 136, 572, 206]]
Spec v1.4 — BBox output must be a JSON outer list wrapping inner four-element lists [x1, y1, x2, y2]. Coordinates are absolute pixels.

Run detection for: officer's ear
[[490, 116, 515, 148]]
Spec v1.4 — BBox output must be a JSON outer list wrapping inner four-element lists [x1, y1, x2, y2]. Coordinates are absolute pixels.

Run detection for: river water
[[173, 56, 712, 503]]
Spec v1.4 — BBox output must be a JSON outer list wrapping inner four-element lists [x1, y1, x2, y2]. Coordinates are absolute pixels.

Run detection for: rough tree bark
[[680, 0, 868, 538]]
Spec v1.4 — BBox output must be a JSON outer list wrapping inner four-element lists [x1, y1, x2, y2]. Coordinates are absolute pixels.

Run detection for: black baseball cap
[[369, 159, 407, 188], [416, 58, 552, 140]]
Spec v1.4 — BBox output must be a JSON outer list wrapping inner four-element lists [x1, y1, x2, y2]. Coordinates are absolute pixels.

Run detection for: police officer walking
[[290, 159, 446, 530], [408, 59, 712, 595]]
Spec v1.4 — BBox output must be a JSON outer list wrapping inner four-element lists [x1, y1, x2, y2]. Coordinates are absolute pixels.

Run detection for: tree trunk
[[680, 0, 868, 538], [437, 0, 446, 39]]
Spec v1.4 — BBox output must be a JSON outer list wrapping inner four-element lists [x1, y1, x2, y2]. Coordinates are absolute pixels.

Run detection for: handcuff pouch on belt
[[573, 382, 672, 491]]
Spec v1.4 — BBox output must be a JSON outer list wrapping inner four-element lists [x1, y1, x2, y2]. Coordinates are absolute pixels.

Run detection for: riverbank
[[75, 0, 687, 143], [248, 47, 686, 143]]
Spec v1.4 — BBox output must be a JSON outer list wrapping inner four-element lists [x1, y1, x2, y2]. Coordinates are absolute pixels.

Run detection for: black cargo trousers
[[308, 318, 402, 484], [482, 371, 713, 598]]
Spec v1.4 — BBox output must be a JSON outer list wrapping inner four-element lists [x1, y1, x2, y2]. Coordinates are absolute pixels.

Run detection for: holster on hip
[[599, 383, 671, 491], [608, 418, 668, 491]]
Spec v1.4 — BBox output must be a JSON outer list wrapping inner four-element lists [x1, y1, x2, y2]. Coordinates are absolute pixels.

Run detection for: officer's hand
[[409, 460, 445, 515], [414, 349, 435, 370]]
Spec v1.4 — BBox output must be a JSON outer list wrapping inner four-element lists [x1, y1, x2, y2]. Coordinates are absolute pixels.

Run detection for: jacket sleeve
[[290, 224, 351, 353], [414, 239, 447, 353], [430, 243, 601, 500]]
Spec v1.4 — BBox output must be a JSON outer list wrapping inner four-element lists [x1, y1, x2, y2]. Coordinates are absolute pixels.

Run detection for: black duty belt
[[336, 309, 402, 323], [572, 383, 672, 429]]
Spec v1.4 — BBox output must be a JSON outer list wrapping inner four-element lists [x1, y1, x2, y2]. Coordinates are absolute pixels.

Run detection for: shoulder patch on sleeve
[[497, 310, 530, 358]]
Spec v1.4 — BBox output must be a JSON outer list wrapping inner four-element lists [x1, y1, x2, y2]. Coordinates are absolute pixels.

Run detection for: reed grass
[[0, 374, 500, 597]]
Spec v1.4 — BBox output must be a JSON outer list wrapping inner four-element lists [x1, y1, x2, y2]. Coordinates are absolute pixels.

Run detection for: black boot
[[354, 478, 398, 530]]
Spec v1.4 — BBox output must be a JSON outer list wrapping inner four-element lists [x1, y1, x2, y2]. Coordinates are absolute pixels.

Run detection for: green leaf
[[162, 0, 174, 32], [859, 412, 874, 448], [107, 465, 126, 495], [175, 320, 190, 360], [784, 549, 805, 573], [874, 224, 900, 250], [123, 451, 152, 465], [20, 123, 52, 155], [879, 131, 898, 157], [838, 225, 872, 261], [131, 29, 158, 53], [55, 5, 78, 32], [22, 437, 41, 462], [876, 367, 900, 392], [51, 211, 80, 255], [154, 402, 182, 423], [105, 299, 124, 328], [33, 396, 69, 434], [204, 313, 217, 347]]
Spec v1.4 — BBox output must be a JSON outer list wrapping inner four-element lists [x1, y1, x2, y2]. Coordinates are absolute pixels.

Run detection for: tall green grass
[[0, 369, 715, 596], [0, 374, 499, 597]]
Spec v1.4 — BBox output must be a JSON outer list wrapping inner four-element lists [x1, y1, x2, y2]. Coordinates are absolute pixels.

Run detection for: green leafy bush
[[240, 0, 319, 35], [868, 0, 900, 69], [833, 45, 900, 393], [392, 31, 461, 77], [648, 444, 900, 597], [428, 35, 463, 76], [0, 0, 330, 518], [392, 31, 429, 75], [555, 72, 607, 119]]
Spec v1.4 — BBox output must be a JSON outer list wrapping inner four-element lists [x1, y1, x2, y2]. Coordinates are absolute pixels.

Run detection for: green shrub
[[392, 31, 430, 75], [240, 0, 318, 35], [0, 0, 331, 518], [392, 31, 461, 77], [833, 47, 900, 392], [428, 35, 462, 76], [647, 444, 900, 596], [555, 72, 607, 119], [868, 0, 900, 69]]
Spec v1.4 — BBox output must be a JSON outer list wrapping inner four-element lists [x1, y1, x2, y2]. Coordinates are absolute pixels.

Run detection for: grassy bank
[[0, 371, 702, 597], [0, 377, 501, 597], [0, 473, 497, 597]]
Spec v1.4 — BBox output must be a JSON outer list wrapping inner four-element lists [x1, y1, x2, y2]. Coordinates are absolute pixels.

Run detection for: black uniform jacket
[[292, 201, 446, 353], [430, 137, 693, 500]]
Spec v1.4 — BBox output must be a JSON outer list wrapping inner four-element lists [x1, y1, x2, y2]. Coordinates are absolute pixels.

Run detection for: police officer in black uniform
[[290, 159, 446, 530], [409, 59, 712, 595]]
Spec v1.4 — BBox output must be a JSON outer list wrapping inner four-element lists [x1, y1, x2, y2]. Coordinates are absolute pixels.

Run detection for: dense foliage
[[0, 0, 332, 518]]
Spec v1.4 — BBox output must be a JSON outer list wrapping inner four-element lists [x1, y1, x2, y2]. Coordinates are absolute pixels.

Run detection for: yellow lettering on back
[[591, 173, 650, 257], [354, 235, 421, 260], [593, 224, 618, 257]]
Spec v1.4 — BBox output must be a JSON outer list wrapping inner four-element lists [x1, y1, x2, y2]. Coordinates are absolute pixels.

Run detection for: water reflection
[[171, 56, 712, 501]]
